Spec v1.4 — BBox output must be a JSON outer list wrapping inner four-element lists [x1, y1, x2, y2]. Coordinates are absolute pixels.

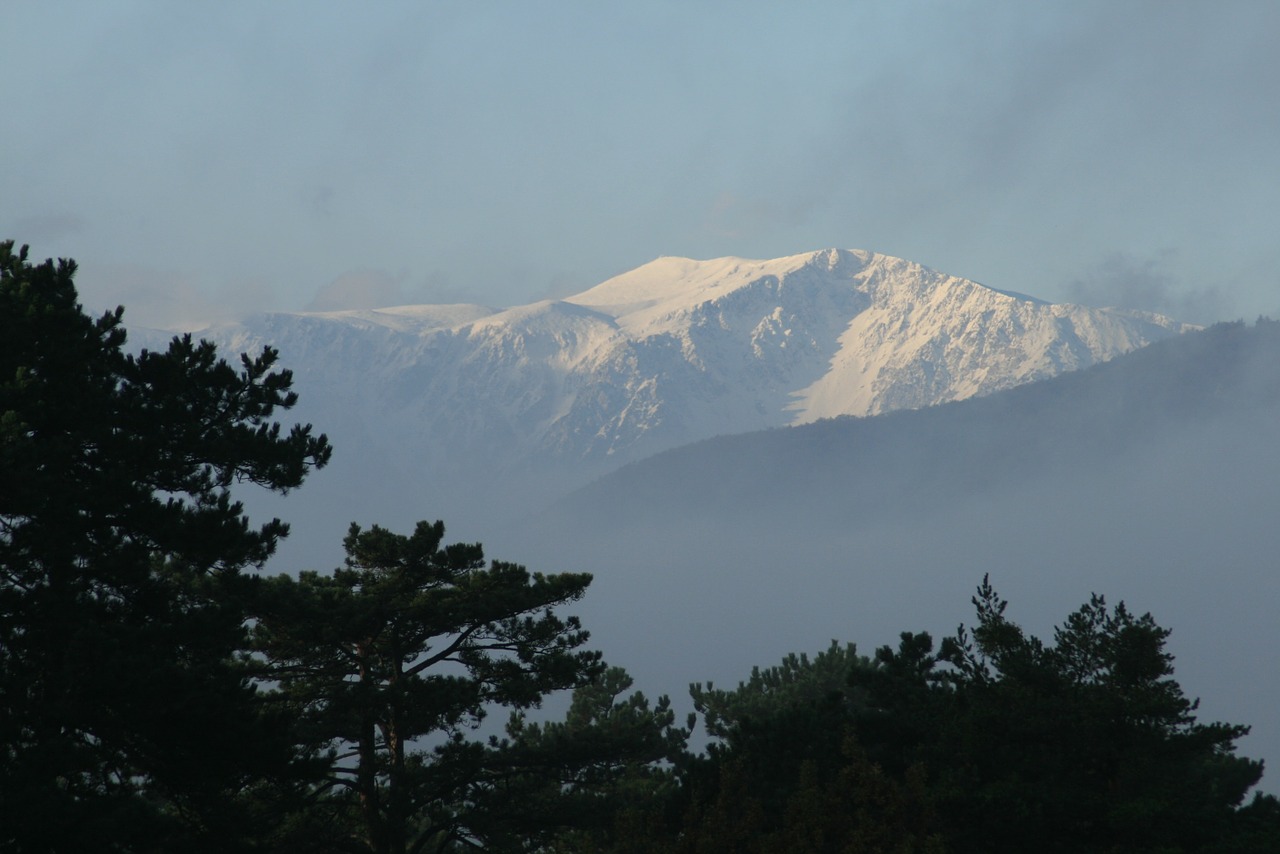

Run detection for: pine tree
[[927, 576, 1266, 852], [663, 579, 1280, 853], [0, 241, 331, 851], [251, 520, 608, 854]]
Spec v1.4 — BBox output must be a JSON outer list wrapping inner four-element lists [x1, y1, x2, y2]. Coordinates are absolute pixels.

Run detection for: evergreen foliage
[[920, 576, 1268, 852], [647, 576, 1280, 854], [0, 241, 331, 850], [6, 239, 1279, 852], [673, 641, 943, 853], [251, 520, 687, 853], [465, 665, 692, 852]]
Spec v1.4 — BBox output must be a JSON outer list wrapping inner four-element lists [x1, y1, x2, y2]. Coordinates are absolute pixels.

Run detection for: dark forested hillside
[[497, 320, 1280, 798], [546, 320, 1280, 533]]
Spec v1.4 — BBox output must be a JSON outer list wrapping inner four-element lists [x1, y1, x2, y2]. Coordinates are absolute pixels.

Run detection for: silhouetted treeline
[[5, 242, 1279, 852], [620, 578, 1280, 854]]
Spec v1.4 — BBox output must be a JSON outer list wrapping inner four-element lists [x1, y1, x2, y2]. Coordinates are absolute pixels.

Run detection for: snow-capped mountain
[[122, 246, 1199, 571], [188, 248, 1193, 486], [498, 321, 1280, 795]]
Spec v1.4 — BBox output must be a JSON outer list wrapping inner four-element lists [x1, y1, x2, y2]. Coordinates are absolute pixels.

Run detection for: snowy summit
[[172, 248, 1195, 518]]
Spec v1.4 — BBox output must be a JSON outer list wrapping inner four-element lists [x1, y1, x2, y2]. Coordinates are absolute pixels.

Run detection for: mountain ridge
[[131, 247, 1197, 543], [488, 320, 1280, 795], [543, 319, 1280, 533], [261, 249, 1188, 456]]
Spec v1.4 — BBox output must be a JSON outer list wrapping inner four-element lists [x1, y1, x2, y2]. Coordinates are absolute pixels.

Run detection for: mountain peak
[[803, 246, 873, 272], [181, 248, 1197, 522]]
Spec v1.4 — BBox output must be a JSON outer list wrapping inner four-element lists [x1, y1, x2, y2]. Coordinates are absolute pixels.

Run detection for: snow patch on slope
[[179, 248, 1197, 516]]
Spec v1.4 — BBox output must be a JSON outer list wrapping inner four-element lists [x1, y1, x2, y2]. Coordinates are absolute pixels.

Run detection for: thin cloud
[[7, 213, 88, 246], [306, 269, 409, 312], [1065, 253, 1231, 323], [82, 263, 247, 331]]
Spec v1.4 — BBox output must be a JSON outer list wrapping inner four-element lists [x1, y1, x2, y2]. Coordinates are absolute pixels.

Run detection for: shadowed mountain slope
[[543, 319, 1280, 534], [495, 321, 1280, 790], [134, 249, 1192, 555]]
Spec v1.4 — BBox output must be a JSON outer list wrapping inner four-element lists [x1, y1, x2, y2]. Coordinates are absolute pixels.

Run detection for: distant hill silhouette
[[542, 320, 1280, 534], [493, 321, 1280, 796]]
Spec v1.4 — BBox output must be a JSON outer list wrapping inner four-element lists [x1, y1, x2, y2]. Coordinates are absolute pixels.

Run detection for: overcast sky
[[6, 1, 1279, 328]]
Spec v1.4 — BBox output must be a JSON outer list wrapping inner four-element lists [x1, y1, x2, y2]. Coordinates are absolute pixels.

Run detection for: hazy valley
[[134, 251, 1280, 776], [147, 248, 1194, 563]]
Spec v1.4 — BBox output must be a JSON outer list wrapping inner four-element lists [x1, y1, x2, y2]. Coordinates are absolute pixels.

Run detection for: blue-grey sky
[[6, 1, 1279, 328]]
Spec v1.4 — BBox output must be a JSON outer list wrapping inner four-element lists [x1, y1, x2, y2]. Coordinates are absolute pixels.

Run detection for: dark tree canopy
[[0, 242, 685, 852], [251, 520, 688, 854], [918, 577, 1267, 853], [6, 239, 1278, 853], [651, 577, 1280, 854], [250, 520, 593, 853], [472, 665, 692, 852], [0, 242, 331, 851]]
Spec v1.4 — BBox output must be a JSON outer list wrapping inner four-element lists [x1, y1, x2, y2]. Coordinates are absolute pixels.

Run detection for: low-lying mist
[[244, 320, 1280, 787], [492, 321, 1280, 784]]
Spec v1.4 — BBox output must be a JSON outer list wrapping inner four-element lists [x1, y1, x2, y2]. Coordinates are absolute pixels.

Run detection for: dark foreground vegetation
[[4, 241, 1279, 852]]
